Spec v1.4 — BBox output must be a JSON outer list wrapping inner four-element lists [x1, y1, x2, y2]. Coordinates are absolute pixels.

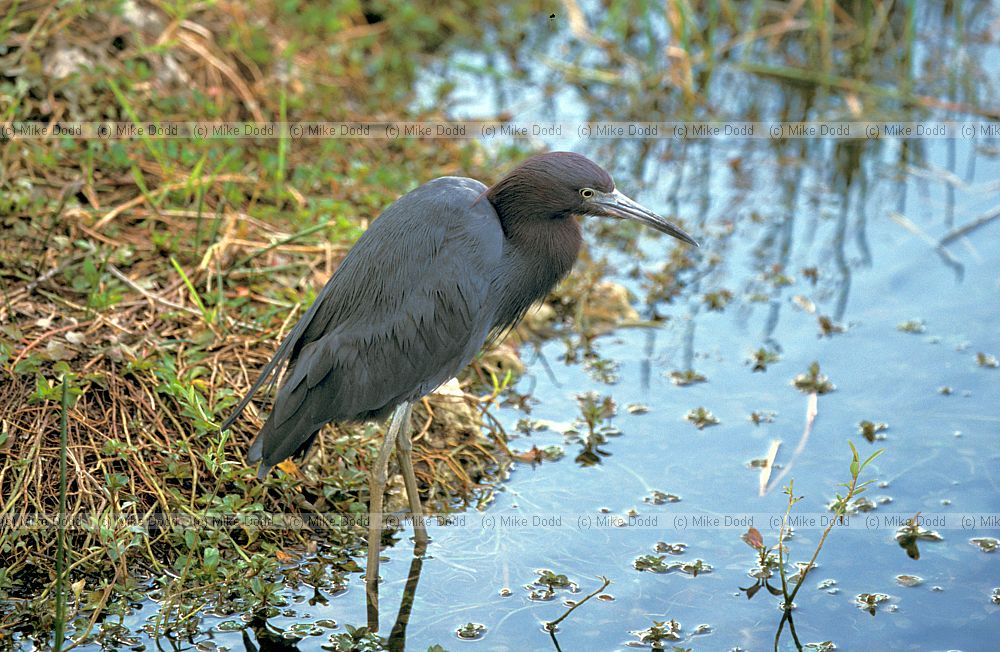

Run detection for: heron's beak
[[594, 189, 699, 247]]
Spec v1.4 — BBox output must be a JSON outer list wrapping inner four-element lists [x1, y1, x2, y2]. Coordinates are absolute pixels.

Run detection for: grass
[[53, 374, 70, 652]]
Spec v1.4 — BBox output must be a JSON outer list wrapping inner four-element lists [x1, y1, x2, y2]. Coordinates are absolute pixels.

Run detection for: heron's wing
[[234, 178, 503, 472], [219, 285, 328, 432]]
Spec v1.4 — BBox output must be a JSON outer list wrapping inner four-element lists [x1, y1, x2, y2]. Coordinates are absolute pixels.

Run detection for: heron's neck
[[486, 181, 583, 280], [503, 213, 582, 279], [488, 209, 582, 332]]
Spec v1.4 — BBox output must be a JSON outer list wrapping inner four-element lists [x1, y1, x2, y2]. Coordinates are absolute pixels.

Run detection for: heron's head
[[486, 151, 698, 247]]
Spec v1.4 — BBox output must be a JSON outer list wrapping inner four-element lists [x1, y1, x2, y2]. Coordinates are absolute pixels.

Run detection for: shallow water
[[341, 138, 999, 651], [343, 5, 1000, 648]]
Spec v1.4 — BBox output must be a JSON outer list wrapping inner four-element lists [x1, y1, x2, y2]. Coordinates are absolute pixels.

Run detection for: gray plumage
[[222, 152, 696, 477]]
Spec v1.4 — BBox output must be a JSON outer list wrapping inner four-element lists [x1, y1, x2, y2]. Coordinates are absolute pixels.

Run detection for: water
[[348, 139, 998, 650], [359, 4, 1000, 648]]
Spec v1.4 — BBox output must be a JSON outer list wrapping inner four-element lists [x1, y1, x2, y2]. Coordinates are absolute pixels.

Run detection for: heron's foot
[[412, 516, 429, 547], [365, 573, 380, 632]]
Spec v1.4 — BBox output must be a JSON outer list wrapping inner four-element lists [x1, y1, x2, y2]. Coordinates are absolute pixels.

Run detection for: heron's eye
[[580, 188, 595, 199]]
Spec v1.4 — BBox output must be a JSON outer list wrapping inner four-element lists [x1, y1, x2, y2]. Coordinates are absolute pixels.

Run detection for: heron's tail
[[247, 412, 321, 479], [247, 431, 271, 479]]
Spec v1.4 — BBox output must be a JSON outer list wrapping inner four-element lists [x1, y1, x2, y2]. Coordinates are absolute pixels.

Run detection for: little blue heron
[[221, 151, 697, 619]]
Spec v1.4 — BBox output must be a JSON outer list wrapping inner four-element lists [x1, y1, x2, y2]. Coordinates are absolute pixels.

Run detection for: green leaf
[[861, 448, 886, 471], [204, 546, 220, 573]]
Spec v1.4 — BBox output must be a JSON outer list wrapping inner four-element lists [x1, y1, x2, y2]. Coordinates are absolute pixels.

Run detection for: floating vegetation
[[828, 496, 877, 513], [512, 444, 565, 464], [792, 294, 816, 313], [284, 622, 326, 637], [817, 315, 845, 337], [788, 560, 821, 584], [817, 579, 839, 594], [896, 575, 924, 588], [740, 564, 784, 601], [895, 519, 945, 560], [970, 537, 999, 553], [766, 268, 795, 288], [669, 369, 707, 386], [632, 619, 682, 645], [749, 446, 886, 645], [992, 588, 1000, 605], [741, 527, 765, 551], [567, 393, 622, 465], [626, 403, 650, 415], [528, 569, 579, 601], [702, 289, 733, 311], [575, 392, 618, 431], [897, 319, 927, 334], [586, 357, 621, 384], [600, 424, 624, 437], [542, 445, 566, 461], [938, 385, 954, 395], [976, 352, 999, 368], [855, 592, 892, 615], [685, 407, 719, 430], [634, 555, 711, 576], [535, 569, 574, 590], [749, 347, 780, 372], [528, 588, 559, 602], [323, 624, 384, 651], [634, 555, 672, 573], [514, 418, 547, 434], [792, 362, 836, 394], [804, 642, 837, 651], [858, 420, 889, 443], [749, 410, 777, 425], [644, 490, 681, 505], [455, 622, 486, 640], [654, 542, 688, 555]]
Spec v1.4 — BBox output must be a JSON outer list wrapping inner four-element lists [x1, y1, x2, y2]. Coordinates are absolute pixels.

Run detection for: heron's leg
[[365, 402, 410, 627], [393, 403, 428, 549]]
